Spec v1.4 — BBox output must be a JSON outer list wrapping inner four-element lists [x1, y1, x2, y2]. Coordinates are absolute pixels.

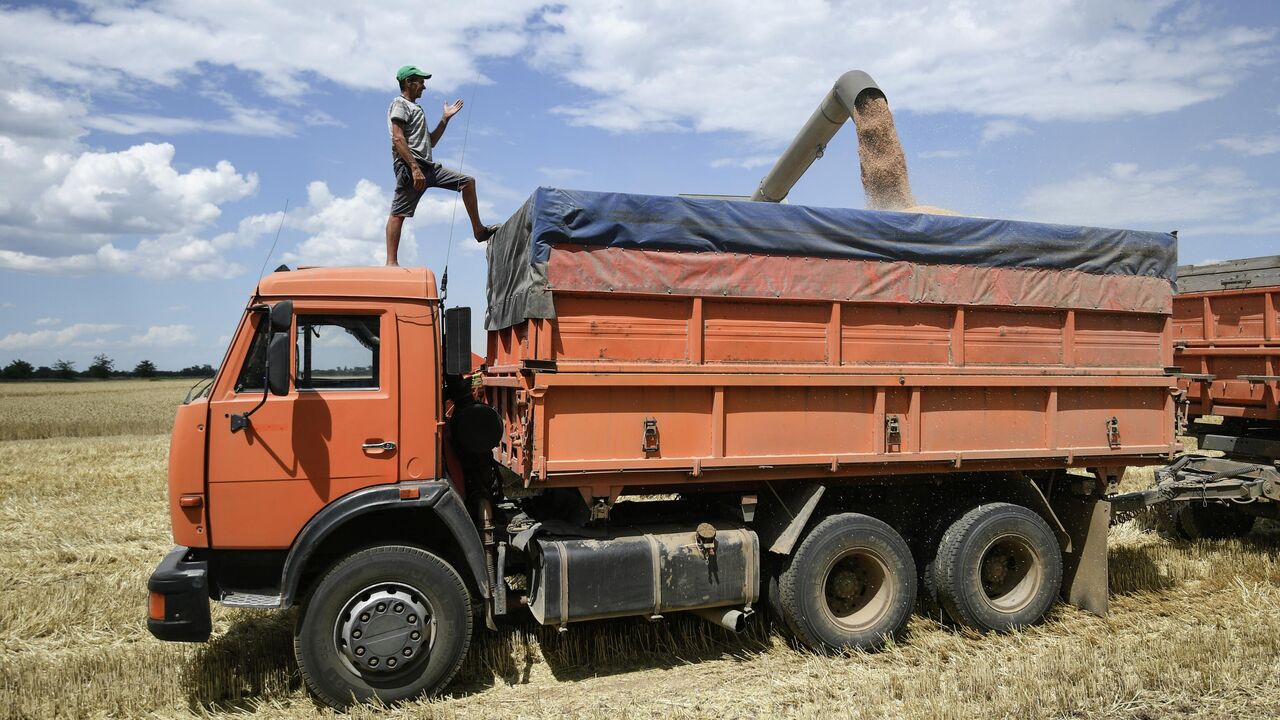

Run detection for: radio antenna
[[256, 198, 290, 281], [440, 72, 481, 303]]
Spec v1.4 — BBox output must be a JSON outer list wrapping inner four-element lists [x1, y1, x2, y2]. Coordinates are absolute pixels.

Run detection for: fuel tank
[[528, 523, 758, 626]]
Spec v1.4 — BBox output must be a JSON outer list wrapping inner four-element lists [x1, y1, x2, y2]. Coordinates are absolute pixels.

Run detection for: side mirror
[[444, 307, 472, 375], [232, 300, 293, 431], [270, 300, 293, 334], [266, 333, 290, 396]]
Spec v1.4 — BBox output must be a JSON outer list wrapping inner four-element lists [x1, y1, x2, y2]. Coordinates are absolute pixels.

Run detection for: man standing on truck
[[384, 64, 497, 267]]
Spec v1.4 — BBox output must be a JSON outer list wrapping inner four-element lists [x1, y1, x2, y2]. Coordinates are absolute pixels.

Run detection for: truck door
[[206, 304, 400, 549]]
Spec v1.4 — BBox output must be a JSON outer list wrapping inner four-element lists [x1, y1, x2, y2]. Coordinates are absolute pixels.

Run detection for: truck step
[[220, 590, 283, 608]]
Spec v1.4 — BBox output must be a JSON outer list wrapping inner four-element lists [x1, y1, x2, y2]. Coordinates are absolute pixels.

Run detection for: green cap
[[396, 65, 432, 82]]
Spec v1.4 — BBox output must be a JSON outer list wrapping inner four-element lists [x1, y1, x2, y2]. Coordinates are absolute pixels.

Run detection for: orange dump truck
[[147, 188, 1180, 708]]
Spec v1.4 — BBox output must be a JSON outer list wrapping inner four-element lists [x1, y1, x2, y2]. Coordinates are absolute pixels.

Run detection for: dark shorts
[[390, 158, 472, 217]]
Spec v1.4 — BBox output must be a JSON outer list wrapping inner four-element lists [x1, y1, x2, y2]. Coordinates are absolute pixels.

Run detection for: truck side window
[[234, 316, 269, 392], [296, 314, 380, 390]]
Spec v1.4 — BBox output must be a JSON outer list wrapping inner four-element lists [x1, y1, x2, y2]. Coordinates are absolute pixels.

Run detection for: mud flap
[[1052, 495, 1110, 616], [755, 482, 825, 556]]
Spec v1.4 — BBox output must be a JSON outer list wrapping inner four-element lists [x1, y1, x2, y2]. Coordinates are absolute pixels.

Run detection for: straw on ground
[[1, 381, 1277, 719]]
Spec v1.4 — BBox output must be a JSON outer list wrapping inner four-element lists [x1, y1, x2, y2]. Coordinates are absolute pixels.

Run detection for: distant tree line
[[1, 354, 216, 381]]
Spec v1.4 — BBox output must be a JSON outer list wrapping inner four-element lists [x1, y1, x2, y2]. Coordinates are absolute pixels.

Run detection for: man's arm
[[428, 99, 464, 147], [390, 120, 426, 190]]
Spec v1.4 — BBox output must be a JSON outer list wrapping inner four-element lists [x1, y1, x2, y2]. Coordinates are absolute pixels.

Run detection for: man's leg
[[385, 214, 407, 266], [386, 157, 425, 266], [454, 178, 498, 242], [425, 164, 497, 242], [460, 178, 493, 241]]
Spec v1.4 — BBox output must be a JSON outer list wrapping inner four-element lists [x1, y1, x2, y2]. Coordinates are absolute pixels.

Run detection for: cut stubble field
[[2, 380, 1280, 719]]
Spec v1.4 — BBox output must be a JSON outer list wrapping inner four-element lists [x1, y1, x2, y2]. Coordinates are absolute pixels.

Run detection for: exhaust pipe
[[751, 70, 914, 210], [692, 606, 753, 632]]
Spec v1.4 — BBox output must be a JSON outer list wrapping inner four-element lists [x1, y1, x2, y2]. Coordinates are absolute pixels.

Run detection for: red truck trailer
[[146, 186, 1179, 708], [1112, 256, 1280, 537], [1174, 256, 1280, 438]]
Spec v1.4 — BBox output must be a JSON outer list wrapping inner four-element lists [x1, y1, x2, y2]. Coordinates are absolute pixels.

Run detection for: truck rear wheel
[[932, 503, 1061, 632], [1173, 502, 1256, 540], [294, 545, 473, 710], [777, 513, 916, 651]]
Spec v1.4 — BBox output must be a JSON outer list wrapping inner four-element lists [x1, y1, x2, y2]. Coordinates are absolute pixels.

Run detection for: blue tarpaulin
[[485, 187, 1178, 330], [527, 187, 1176, 279]]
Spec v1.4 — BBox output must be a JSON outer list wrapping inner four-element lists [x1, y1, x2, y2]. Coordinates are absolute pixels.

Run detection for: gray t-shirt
[[388, 96, 430, 164]]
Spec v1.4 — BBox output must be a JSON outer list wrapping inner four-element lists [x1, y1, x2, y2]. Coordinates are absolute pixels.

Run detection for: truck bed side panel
[[488, 284, 1177, 491], [1173, 285, 1280, 422]]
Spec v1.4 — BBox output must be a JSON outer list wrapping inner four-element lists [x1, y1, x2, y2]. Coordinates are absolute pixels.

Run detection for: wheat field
[[2, 380, 1279, 719]]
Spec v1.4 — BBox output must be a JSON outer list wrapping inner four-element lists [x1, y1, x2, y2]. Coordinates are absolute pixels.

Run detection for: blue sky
[[0, 0, 1277, 370]]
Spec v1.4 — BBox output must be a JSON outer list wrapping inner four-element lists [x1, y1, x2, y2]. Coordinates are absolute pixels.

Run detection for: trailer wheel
[[777, 513, 916, 651], [932, 503, 1061, 632], [294, 545, 472, 710], [1173, 502, 1255, 540]]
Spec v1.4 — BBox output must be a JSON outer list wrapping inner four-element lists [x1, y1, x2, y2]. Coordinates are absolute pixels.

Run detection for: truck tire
[[777, 513, 916, 652], [1173, 502, 1256, 540], [932, 503, 1061, 632], [294, 545, 473, 710]]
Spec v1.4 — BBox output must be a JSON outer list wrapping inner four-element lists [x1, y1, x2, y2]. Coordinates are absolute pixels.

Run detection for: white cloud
[[0, 104, 258, 278], [530, 0, 1274, 140], [4, 2, 1270, 147], [0, 323, 120, 351], [980, 120, 1031, 145], [918, 149, 970, 160], [0, 2, 543, 98], [0, 237, 248, 280], [303, 111, 345, 128], [279, 180, 401, 267], [33, 318, 61, 326], [1022, 162, 1278, 231], [39, 143, 257, 239], [710, 156, 777, 170], [82, 111, 288, 138], [1210, 134, 1280, 157], [130, 324, 198, 347], [0, 87, 88, 141]]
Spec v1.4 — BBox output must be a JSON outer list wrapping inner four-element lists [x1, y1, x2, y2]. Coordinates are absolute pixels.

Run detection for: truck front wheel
[[932, 503, 1061, 632], [294, 545, 473, 710], [777, 513, 916, 651]]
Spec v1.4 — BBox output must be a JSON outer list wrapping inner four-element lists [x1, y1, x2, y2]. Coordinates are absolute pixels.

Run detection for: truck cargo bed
[[1174, 256, 1280, 422], [482, 190, 1180, 498]]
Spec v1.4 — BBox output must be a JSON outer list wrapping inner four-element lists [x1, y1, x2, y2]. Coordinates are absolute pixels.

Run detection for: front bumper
[[147, 545, 211, 642]]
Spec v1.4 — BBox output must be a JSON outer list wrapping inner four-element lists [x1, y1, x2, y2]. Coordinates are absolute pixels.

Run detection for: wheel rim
[[820, 548, 894, 632], [977, 534, 1043, 614], [334, 582, 435, 677]]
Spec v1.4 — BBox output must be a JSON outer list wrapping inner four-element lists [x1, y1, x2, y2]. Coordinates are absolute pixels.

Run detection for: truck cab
[[164, 267, 445, 552], [148, 267, 493, 704]]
